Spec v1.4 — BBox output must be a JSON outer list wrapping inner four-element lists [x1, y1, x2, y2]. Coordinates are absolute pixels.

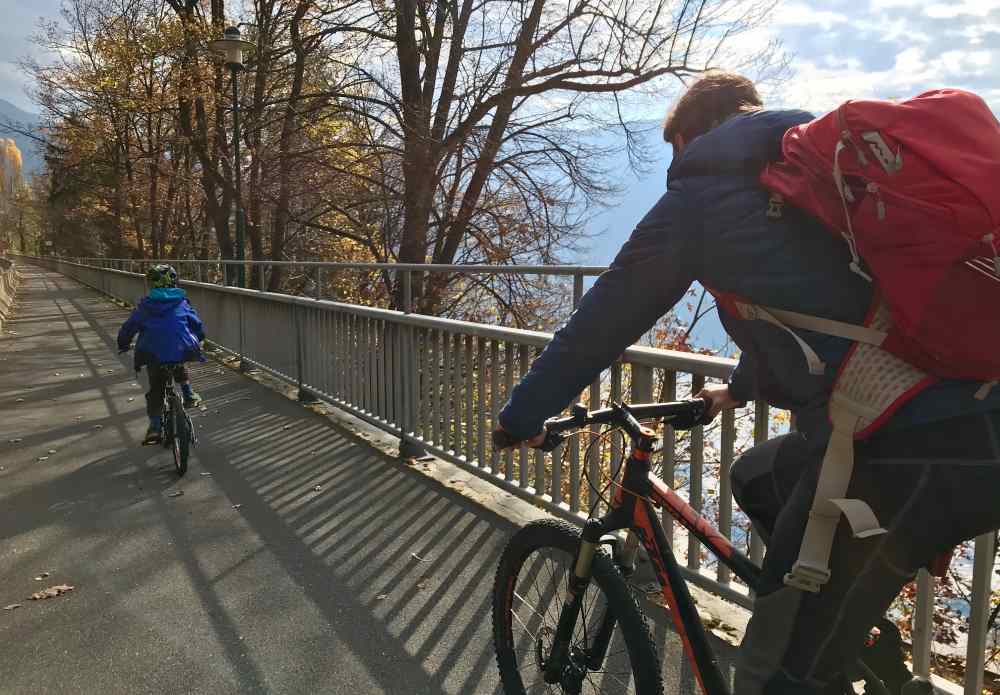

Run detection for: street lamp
[[209, 26, 254, 288]]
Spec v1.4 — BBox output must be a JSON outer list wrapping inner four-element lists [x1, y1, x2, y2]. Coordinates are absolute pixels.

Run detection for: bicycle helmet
[[146, 264, 178, 289]]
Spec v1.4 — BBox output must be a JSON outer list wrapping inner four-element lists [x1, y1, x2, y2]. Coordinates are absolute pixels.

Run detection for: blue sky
[[3, 0, 998, 114]]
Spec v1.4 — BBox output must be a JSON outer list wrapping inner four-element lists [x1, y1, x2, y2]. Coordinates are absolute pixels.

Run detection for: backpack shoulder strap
[[785, 299, 935, 592]]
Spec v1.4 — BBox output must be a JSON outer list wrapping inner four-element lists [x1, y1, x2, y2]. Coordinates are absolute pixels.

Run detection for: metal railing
[[23, 255, 997, 692], [0, 257, 18, 332]]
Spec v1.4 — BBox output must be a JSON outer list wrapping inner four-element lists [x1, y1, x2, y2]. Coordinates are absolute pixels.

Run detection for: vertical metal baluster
[[504, 342, 514, 480], [964, 533, 996, 695], [532, 346, 545, 497], [750, 400, 769, 569], [455, 334, 465, 458], [911, 570, 933, 681], [688, 374, 705, 571], [610, 362, 623, 474], [430, 331, 440, 447], [465, 336, 474, 464], [394, 322, 404, 429], [518, 345, 530, 488], [442, 333, 453, 453], [718, 407, 736, 585], [629, 364, 653, 518], [477, 337, 487, 467], [490, 340, 500, 474], [417, 329, 427, 441], [659, 370, 677, 543], [588, 376, 603, 512]]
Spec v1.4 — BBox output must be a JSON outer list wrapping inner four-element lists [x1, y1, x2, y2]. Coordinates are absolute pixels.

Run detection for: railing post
[[238, 293, 251, 372], [911, 570, 934, 680], [295, 303, 318, 403], [315, 266, 322, 300], [688, 373, 705, 570], [964, 532, 996, 695], [572, 273, 584, 310], [718, 407, 736, 584], [749, 400, 769, 575], [398, 270, 425, 459]]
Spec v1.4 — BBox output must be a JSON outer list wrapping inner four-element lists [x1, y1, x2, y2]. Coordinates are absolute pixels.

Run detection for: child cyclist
[[117, 264, 205, 445]]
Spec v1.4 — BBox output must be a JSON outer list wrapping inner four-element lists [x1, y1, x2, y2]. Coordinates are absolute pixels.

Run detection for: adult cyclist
[[494, 72, 1000, 694]]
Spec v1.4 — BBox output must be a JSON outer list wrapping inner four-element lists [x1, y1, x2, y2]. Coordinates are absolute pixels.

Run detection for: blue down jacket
[[499, 109, 1000, 441], [117, 288, 205, 369]]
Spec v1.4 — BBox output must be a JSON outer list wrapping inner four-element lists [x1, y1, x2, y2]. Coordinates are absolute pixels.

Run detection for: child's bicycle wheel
[[166, 395, 189, 477]]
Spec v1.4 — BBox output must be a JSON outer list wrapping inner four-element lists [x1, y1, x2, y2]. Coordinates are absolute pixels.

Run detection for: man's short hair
[[662, 72, 763, 145]]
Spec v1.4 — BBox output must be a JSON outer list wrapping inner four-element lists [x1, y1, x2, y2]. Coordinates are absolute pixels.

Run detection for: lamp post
[[209, 26, 254, 288]]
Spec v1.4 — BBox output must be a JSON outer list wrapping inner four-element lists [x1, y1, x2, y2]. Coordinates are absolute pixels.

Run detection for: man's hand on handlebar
[[696, 383, 743, 419], [492, 426, 545, 451]]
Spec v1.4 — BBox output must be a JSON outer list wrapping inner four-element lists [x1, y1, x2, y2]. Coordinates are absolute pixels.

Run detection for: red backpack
[[759, 89, 1000, 383]]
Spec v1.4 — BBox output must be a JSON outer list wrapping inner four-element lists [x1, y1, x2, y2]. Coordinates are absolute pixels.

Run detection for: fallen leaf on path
[[15, 398, 24, 403], [376, 594, 388, 600], [200, 472, 212, 477], [53, 372, 61, 376], [37, 456, 49, 462], [93, 425, 103, 430], [416, 579, 429, 590], [34, 572, 51, 581], [3, 604, 21, 611], [78, 374, 84, 378], [106, 370, 113, 374], [8, 438, 22, 443], [313, 485, 322, 491], [47, 449, 56, 455], [282, 425, 292, 430], [411, 553, 427, 562], [29, 584, 74, 601], [232, 504, 242, 510], [167, 490, 184, 498], [127, 397, 134, 402]]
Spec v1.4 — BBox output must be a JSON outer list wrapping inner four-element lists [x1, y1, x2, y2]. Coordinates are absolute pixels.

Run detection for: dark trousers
[[730, 411, 1000, 694], [145, 364, 190, 418]]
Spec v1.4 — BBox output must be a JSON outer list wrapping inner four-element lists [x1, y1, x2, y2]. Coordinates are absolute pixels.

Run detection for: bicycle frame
[[554, 421, 759, 695]]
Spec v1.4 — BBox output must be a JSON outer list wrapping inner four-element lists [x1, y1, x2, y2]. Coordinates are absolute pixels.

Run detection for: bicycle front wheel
[[492, 518, 662, 695]]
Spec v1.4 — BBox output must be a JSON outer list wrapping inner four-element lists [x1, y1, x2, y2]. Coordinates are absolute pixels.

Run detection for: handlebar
[[492, 398, 713, 453]]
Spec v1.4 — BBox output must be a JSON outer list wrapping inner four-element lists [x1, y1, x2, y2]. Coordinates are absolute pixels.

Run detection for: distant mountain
[[575, 122, 731, 354], [0, 98, 42, 176]]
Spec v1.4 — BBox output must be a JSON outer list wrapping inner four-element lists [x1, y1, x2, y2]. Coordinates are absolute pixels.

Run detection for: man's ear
[[672, 134, 685, 154]]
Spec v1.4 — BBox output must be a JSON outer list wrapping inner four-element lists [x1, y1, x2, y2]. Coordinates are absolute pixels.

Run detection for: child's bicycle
[[119, 349, 196, 477], [154, 363, 196, 477], [491, 399, 928, 695]]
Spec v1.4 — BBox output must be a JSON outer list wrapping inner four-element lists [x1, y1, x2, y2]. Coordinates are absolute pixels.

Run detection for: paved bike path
[[0, 266, 731, 694]]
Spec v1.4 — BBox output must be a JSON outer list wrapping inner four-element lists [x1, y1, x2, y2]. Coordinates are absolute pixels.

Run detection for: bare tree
[[324, 0, 779, 310]]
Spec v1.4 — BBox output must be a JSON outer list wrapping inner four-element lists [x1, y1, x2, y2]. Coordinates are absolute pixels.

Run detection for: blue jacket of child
[[117, 287, 205, 369]]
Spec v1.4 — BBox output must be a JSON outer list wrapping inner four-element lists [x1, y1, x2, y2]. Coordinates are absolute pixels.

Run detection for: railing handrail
[[66, 256, 609, 276]]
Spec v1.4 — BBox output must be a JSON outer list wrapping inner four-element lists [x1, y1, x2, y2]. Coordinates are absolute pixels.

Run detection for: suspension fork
[[544, 432, 656, 684], [584, 529, 641, 670], [542, 517, 606, 685]]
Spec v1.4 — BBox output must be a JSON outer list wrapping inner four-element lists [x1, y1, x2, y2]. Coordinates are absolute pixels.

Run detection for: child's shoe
[[143, 416, 163, 445]]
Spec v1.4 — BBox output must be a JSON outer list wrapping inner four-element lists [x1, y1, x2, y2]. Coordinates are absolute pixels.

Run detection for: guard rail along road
[[18, 255, 997, 694]]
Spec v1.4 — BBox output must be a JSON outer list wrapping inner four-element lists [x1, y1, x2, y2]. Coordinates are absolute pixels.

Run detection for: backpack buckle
[[766, 193, 784, 219], [784, 561, 831, 593]]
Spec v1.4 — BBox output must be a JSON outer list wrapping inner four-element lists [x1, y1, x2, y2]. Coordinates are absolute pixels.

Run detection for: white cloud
[[773, 3, 849, 30]]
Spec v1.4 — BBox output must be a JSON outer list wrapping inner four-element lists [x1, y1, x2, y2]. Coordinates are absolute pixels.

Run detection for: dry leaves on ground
[[30, 584, 74, 601], [3, 604, 22, 611]]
